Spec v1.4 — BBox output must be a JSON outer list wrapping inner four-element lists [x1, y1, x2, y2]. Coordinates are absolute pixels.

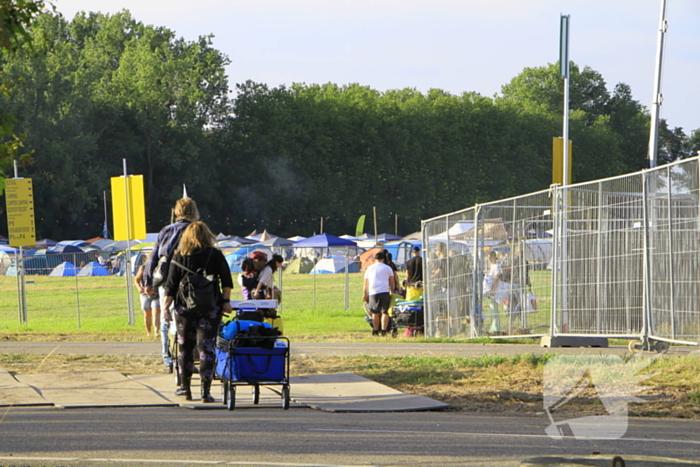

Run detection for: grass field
[[0, 272, 380, 340], [0, 270, 555, 342]]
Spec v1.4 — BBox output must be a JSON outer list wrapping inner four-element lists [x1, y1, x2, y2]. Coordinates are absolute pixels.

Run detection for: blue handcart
[[215, 334, 290, 411]]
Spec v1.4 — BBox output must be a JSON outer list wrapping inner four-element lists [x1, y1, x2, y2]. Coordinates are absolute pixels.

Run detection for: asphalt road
[[0, 408, 698, 466], [1, 342, 698, 466]]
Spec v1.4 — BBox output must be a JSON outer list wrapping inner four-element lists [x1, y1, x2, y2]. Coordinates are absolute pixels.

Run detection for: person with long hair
[[162, 221, 233, 403], [252, 253, 284, 300], [143, 197, 200, 373]]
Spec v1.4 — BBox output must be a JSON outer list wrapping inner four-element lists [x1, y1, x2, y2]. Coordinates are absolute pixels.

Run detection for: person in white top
[[363, 251, 396, 336]]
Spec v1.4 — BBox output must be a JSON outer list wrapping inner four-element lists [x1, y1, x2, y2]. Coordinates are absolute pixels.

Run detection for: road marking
[[0, 457, 372, 467], [308, 428, 700, 445]]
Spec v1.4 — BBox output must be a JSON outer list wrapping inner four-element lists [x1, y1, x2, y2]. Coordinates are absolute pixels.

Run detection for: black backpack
[[172, 250, 218, 314]]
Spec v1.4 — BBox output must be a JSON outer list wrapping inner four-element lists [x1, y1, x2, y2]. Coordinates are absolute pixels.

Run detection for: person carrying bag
[[162, 221, 233, 403]]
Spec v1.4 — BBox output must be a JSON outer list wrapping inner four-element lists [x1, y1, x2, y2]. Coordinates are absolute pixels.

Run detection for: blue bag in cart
[[216, 340, 287, 382]]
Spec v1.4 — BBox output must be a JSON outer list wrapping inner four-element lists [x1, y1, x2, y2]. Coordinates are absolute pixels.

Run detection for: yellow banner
[[5, 178, 36, 247], [110, 175, 146, 241], [552, 137, 573, 185]]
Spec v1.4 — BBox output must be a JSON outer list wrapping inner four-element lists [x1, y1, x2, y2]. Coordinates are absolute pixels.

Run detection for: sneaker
[[164, 364, 173, 374], [371, 330, 379, 336], [381, 330, 387, 337]]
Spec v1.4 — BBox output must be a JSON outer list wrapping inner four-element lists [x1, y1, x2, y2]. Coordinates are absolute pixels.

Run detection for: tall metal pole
[[559, 15, 571, 333], [122, 159, 135, 326], [647, 0, 668, 169], [103, 191, 109, 239]]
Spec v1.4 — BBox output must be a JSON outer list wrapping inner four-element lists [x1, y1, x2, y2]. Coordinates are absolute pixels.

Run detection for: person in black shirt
[[405, 246, 423, 285], [163, 221, 233, 403]]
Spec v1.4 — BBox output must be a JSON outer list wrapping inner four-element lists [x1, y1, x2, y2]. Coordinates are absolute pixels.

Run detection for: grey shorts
[[140, 294, 161, 310], [368, 292, 391, 314]]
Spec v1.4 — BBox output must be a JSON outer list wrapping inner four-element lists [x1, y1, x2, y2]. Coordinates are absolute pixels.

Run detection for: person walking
[[143, 197, 199, 373], [363, 250, 395, 336], [162, 221, 233, 403], [134, 264, 160, 337]]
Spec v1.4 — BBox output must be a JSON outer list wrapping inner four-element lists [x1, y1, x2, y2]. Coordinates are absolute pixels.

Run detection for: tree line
[[1, 9, 698, 240]]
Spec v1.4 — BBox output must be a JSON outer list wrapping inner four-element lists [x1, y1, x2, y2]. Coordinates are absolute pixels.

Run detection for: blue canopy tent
[[293, 234, 358, 309]]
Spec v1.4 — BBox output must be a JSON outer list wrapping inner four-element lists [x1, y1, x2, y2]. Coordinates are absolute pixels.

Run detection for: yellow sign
[[110, 175, 146, 241], [5, 178, 36, 247], [553, 137, 573, 185]]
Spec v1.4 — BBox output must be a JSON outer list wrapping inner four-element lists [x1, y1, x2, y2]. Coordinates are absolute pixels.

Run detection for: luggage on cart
[[393, 300, 424, 327], [215, 331, 290, 411], [392, 300, 425, 336]]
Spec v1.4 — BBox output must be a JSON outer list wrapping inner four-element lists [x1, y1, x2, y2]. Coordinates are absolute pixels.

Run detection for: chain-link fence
[[0, 251, 140, 332], [424, 157, 700, 346]]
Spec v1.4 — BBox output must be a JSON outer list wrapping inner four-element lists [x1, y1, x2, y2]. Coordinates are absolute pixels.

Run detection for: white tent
[[310, 256, 361, 275]]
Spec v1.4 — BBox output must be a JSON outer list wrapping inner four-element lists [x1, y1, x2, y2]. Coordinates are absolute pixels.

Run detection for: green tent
[[285, 257, 314, 274]]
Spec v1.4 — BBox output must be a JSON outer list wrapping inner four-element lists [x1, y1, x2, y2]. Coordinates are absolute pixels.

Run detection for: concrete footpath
[[1, 340, 699, 357]]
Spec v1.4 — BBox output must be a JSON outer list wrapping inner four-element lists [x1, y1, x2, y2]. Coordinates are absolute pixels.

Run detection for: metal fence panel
[[555, 174, 646, 337], [423, 190, 554, 339], [424, 156, 700, 346], [647, 159, 700, 344]]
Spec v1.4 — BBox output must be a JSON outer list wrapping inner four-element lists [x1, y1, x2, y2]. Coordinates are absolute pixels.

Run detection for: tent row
[[6, 261, 110, 277]]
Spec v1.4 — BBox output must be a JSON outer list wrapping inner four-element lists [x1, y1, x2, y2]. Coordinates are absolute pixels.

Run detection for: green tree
[[0, 0, 53, 194]]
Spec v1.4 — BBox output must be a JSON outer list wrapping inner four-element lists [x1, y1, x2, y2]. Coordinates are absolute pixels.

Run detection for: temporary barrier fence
[[423, 156, 700, 347]]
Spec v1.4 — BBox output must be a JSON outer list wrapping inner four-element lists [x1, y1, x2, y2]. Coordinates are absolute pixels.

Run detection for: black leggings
[[174, 306, 222, 385]]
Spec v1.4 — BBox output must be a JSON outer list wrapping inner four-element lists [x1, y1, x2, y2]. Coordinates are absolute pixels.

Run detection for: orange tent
[[359, 247, 383, 271]]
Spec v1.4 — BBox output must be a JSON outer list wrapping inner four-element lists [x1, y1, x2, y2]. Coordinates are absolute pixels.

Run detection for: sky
[[54, 0, 699, 133]]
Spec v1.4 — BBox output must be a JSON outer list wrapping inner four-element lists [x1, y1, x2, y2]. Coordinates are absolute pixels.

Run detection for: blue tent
[[78, 262, 110, 277], [225, 252, 244, 273], [49, 244, 83, 254], [49, 261, 78, 277], [0, 245, 19, 254], [292, 233, 357, 248]]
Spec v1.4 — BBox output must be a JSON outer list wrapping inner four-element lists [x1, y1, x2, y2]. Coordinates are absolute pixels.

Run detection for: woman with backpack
[[162, 221, 233, 403]]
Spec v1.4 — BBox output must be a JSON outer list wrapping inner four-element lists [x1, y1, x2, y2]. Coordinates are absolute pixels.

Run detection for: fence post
[[421, 219, 431, 337], [75, 254, 82, 329], [641, 170, 653, 347], [550, 185, 562, 336], [471, 205, 481, 338], [665, 165, 676, 339]]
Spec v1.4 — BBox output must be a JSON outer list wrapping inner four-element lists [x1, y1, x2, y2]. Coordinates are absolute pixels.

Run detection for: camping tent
[[78, 262, 110, 276], [225, 252, 244, 273], [359, 247, 382, 271], [35, 238, 58, 248], [285, 257, 314, 274], [293, 234, 359, 308], [49, 262, 78, 277], [310, 256, 360, 274]]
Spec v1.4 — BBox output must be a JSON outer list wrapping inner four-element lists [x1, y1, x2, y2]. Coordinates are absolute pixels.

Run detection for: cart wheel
[[222, 380, 228, 405], [282, 385, 290, 410], [391, 328, 398, 338], [253, 384, 260, 405], [628, 339, 643, 352], [226, 385, 236, 411]]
